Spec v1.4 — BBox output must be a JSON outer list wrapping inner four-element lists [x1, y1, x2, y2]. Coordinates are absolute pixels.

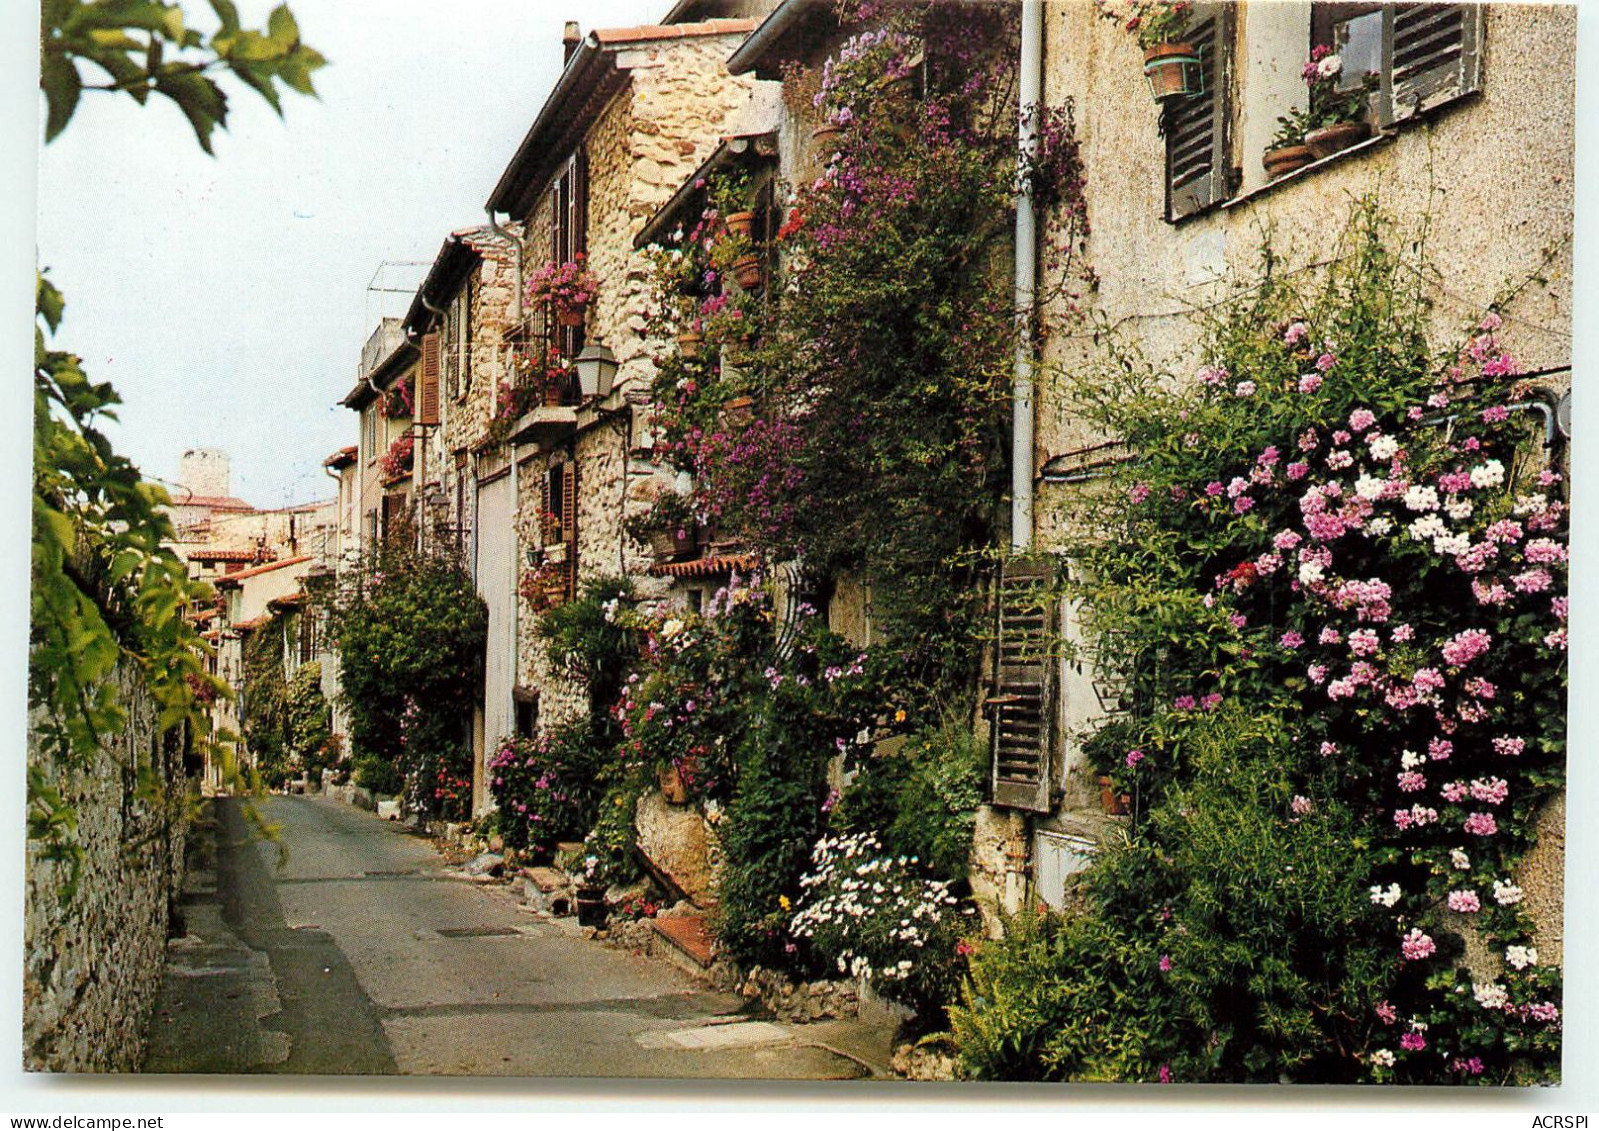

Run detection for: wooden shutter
[[1165, 5, 1233, 222], [1383, 3, 1483, 126], [560, 460, 578, 600], [417, 333, 441, 425], [990, 559, 1058, 812]]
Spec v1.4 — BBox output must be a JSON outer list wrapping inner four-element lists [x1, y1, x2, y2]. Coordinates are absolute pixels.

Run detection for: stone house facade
[[447, 16, 769, 810], [1007, 1, 1573, 951]]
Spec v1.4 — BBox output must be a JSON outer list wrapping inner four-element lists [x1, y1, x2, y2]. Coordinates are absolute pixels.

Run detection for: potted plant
[[623, 491, 698, 561], [731, 253, 763, 292], [574, 855, 609, 928], [526, 254, 598, 328], [1263, 107, 1315, 180], [710, 167, 755, 240], [676, 320, 705, 358], [379, 431, 414, 480], [1097, 0, 1200, 101], [1301, 45, 1378, 160]]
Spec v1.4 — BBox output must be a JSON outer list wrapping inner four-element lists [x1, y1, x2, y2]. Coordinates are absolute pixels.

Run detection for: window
[[1313, 2, 1483, 127], [544, 149, 588, 366], [1172, 3, 1484, 219], [364, 406, 379, 464], [514, 689, 539, 739], [543, 458, 578, 601], [448, 289, 470, 401], [988, 558, 1059, 812], [1165, 3, 1235, 221]]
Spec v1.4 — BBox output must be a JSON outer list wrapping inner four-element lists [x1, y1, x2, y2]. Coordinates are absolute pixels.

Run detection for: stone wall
[[23, 666, 190, 1072]]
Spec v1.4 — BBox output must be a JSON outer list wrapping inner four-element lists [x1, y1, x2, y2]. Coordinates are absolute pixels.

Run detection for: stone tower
[[178, 448, 231, 499]]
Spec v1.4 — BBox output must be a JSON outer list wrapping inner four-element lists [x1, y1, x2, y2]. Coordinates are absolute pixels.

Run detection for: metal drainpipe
[[1004, 0, 1045, 919], [486, 209, 525, 334], [1011, 0, 1043, 556], [323, 463, 343, 561]]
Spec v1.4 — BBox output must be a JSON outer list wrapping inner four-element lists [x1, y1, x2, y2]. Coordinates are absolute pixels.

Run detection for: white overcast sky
[[29, 0, 664, 509]]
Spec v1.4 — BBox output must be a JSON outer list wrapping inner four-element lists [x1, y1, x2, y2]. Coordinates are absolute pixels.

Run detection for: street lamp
[[574, 342, 618, 400]]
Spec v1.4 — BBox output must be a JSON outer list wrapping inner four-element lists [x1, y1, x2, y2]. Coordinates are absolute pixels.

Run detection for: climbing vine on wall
[[643, 0, 1091, 697]]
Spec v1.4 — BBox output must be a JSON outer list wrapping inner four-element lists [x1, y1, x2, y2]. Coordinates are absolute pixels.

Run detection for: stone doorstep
[[649, 913, 715, 970]]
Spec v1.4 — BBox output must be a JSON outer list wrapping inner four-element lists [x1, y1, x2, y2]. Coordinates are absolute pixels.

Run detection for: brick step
[[649, 913, 715, 971]]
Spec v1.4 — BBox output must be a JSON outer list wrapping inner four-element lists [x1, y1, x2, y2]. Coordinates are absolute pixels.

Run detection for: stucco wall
[[24, 668, 189, 1071]]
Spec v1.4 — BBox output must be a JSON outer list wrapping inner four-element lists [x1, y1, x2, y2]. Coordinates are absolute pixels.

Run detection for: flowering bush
[[1094, 0, 1193, 50], [487, 722, 607, 854], [790, 832, 975, 1016], [525, 254, 597, 314], [957, 202, 1565, 1084], [379, 431, 414, 480], [382, 377, 413, 419], [327, 540, 486, 820]]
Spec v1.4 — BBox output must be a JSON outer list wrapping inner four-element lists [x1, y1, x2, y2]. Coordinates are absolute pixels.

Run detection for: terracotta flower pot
[[676, 330, 704, 359], [810, 122, 846, 167], [556, 304, 586, 328], [724, 211, 755, 240], [1262, 142, 1315, 180], [1098, 775, 1132, 816], [1143, 41, 1201, 101], [717, 395, 755, 428], [732, 254, 763, 292], [1304, 120, 1371, 161], [543, 376, 568, 407]]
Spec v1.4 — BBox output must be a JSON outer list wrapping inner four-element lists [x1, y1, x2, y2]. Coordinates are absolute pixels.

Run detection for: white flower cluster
[[790, 832, 963, 986], [1492, 879, 1524, 905], [1505, 945, 1538, 970], [1369, 882, 1403, 907], [1474, 982, 1509, 1010]]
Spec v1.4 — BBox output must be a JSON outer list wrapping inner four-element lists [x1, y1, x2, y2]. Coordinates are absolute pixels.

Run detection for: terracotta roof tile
[[171, 495, 255, 512], [592, 17, 758, 43], [647, 552, 761, 579], [212, 554, 315, 587], [189, 547, 262, 563]]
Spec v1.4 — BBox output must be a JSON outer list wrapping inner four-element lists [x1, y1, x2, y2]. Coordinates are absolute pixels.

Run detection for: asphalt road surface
[[142, 795, 874, 1079]]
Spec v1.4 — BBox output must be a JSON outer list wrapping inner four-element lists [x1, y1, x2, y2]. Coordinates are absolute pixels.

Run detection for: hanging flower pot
[[724, 210, 756, 240], [556, 303, 586, 328], [676, 329, 704, 358], [1143, 41, 1202, 101], [1098, 775, 1132, 816], [1262, 142, 1315, 180], [1304, 120, 1371, 161], [731, 254, 763, 292]]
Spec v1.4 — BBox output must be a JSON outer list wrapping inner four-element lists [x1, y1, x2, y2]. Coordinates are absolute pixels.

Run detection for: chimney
[[563, 21, 581, 64]]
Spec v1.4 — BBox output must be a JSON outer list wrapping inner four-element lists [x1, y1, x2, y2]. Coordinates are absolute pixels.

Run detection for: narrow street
[[141, 797, 877, 1078]]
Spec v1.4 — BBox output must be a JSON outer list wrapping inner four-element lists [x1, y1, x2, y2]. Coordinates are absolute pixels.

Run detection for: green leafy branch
[[40, 0, 327, 153]]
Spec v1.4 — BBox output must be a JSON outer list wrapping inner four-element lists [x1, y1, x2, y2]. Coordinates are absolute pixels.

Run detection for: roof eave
[[485, 36, 619, 221], [404, 235, 483, 336], [725, 0, 831, 78], [634, 131, 780, 249], [340, 340, 420, 409]]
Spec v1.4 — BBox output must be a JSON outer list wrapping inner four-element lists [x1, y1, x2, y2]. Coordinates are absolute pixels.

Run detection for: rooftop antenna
[[365, 259, 430, 327]]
